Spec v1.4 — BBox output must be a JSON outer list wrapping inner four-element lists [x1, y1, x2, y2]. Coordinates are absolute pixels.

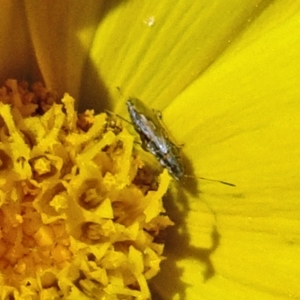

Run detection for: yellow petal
[[152, 2, 300, 299], [0, 2, 37, 82], [24, 1, 104, 99], [80, 0, 266, 112]]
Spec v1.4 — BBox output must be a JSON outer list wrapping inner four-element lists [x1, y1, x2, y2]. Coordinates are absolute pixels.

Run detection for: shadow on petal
[[78, 0, 130, 113], [150, 177, 221, 299], [79, 56, 112, 112]]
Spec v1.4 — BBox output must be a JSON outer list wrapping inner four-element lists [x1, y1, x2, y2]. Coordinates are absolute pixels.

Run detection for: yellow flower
[[1, 1, 300, 299]]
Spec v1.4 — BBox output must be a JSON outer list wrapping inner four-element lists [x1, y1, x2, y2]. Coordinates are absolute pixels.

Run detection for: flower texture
[[1, 1, 300, 299]]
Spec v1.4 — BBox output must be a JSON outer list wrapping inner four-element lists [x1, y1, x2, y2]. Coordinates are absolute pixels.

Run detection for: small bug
[[126, 98, 183, 180], [126, 98, 235, 186]]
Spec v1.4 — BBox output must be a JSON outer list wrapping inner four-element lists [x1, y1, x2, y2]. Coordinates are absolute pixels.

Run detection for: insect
[[126, 98, 183, 180], [126, 98, 235, 186]]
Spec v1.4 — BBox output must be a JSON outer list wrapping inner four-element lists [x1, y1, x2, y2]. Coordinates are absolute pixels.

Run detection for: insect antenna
[[183, 174, 235, 187], [105, 109, 132, 125]]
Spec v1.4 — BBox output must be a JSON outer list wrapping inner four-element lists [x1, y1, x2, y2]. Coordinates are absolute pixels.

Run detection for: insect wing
[[126, 99, 184, 180], [126, 99, 165, 151]]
